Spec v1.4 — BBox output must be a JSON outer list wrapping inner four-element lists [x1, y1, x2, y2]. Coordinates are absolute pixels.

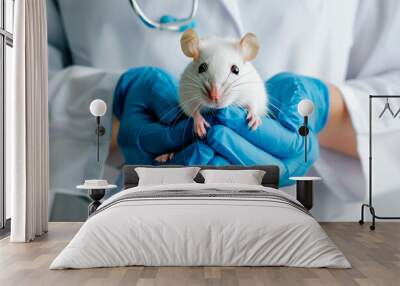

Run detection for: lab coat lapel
[[219, 0, 244, 36]]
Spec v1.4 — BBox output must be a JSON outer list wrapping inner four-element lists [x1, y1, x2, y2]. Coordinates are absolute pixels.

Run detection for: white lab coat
[[47, 0, 400, 221]]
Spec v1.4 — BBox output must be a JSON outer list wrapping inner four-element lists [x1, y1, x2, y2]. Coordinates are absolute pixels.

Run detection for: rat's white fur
[[154, 34, 268, 162], [179, 36, 267, 120]]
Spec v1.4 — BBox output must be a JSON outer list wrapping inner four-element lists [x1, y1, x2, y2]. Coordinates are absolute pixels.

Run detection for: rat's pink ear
[[181, 29, 200, 60], [239, 33, 260, 62]]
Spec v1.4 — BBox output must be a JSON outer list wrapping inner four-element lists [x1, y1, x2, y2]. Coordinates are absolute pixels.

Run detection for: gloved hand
[[208, 72, 330, 186], [208, 107, 319, 186], [266, 72, 330, 133], [113, 67, 222, 165], [113, 68, 327, 186]]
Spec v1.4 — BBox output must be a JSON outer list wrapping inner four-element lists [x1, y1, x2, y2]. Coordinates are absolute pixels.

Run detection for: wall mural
[[48, 0, 399, 223]]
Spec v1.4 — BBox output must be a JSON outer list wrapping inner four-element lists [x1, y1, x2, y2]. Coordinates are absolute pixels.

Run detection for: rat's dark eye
[[198, 62, 208, 74], [231, 65, 239, 75]]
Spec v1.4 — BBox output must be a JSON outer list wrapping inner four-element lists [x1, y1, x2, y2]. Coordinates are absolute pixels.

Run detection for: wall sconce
[[297, 99, 314, 163], [89, 99, 107, 162]]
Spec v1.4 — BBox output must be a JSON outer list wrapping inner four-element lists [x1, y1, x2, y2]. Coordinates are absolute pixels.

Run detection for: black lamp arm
[[95, 116, 106, 162], [298, 116, 309, 162]]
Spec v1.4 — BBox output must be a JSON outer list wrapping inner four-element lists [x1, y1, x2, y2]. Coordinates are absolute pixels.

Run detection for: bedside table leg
[[88, 201, 102, 216], [87, 189, 106, 216], [296, 181, 313, 210]]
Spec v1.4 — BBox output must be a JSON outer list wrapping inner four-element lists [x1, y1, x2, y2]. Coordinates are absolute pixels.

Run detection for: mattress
[[50, 183, 350, 269]]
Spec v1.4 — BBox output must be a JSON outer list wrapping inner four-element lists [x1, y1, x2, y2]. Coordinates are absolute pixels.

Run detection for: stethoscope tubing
[[128, 0, 199, 31]]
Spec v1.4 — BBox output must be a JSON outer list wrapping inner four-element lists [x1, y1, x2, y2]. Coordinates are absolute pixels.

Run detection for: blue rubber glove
[[208, 73, 328, 180], [209, 106, 319, 186], [113, 67, 222, 165], [266, 72, 330, 133]]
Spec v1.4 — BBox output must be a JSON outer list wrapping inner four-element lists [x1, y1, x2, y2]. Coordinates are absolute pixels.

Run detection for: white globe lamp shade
[[90, 99, 107, 117], [298, 99, 314, 117]]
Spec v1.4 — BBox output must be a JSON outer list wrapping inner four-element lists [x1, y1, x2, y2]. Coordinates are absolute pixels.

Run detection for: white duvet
[[50, 183, 350, 269]]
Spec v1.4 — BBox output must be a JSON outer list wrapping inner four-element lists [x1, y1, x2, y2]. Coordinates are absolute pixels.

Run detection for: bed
[[50, 165, 350, 269]]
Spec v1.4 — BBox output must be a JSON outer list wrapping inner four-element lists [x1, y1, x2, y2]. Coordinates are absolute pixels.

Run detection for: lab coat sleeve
[[334, 0, 400, 198], [47, 0, 121, 199]]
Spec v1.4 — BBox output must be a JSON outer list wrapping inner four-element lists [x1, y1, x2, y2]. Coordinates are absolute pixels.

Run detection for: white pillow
[[135, 167, 200, 186], [200, 169, 266, 185]]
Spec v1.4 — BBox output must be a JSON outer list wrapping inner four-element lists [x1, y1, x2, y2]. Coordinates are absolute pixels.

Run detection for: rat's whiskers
[[222, 70, 254, 93], [225, 81, 264, 93]]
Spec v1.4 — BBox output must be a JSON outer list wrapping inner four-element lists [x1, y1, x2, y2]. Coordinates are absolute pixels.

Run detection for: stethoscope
[[128, 0, 198, 32]]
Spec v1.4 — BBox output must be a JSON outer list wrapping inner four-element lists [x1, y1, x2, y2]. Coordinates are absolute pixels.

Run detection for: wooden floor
[[0, 222, 399, 286]]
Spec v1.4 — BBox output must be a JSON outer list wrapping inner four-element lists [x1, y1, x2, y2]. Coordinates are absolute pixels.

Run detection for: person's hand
[[217, 74, 331, 184], [266, 72, 330, 133], [208, 107, 319, 186], [114, 67, 193, 163], [113, 67, 223, 165]]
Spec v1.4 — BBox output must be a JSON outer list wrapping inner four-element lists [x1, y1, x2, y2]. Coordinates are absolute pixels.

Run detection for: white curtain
[[7, 0, 49, 242]]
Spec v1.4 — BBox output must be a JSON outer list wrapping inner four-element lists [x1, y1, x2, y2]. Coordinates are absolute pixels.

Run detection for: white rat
[[155, 30, 267, 162], [179, 29, 267, 136]]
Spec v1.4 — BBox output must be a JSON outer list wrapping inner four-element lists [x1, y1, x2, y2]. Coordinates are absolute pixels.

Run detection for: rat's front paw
[[246, 111, 262, 130], [194, 113, 210, 138], [154, 152, 175, 163]]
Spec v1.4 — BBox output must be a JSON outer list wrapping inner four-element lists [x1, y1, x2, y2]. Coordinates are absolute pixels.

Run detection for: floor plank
[[0, 222, 399, 286]]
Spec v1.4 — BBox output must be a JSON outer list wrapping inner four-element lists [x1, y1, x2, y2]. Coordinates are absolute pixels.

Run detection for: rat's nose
[[208, 83, 221, 102]]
